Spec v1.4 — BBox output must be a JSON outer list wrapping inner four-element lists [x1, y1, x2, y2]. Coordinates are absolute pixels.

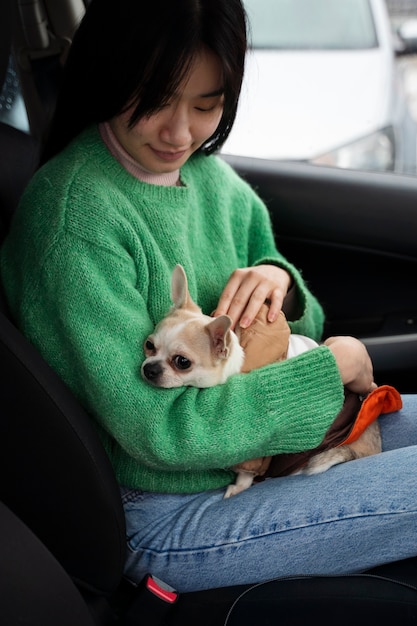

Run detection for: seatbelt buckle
[[145, 575, 178, 604], [124, 574, 179, 626]]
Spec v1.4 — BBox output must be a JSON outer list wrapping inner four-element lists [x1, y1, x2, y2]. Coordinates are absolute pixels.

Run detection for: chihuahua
[[141, 265, 245, 388], [141, 265, 381, 497]]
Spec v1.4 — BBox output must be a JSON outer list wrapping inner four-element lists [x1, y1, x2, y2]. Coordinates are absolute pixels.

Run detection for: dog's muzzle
[[142, 361, 163, 383]]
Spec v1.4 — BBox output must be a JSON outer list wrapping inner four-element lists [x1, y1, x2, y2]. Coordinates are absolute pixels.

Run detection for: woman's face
[[109, 48, 225, 174]]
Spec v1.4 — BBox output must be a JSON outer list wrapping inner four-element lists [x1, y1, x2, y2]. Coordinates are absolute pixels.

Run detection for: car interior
[[1, 1, 417, 624]]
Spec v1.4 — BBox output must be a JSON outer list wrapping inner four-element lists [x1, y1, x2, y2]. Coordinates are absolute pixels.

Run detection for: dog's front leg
[[224, 470, 255, 498]]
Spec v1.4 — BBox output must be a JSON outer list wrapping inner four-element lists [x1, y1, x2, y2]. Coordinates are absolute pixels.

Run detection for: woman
[[1, 0, 416, 593]]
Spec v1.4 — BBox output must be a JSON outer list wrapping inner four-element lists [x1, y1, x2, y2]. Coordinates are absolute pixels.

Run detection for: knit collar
[[99, 122, 181, 187]]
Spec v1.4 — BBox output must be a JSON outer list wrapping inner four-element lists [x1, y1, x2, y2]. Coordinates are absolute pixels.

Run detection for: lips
[[151, 147, 188, 162]]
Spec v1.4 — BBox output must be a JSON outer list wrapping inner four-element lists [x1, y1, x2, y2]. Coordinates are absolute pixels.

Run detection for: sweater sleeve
[[10, 231, 343, 476]]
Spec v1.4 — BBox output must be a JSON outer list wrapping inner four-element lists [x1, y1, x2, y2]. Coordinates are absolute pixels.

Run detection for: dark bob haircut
[[42, 0, 248, 163]]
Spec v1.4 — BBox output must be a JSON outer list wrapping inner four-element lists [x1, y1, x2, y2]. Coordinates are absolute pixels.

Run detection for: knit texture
[[1, 125, 344, 493]]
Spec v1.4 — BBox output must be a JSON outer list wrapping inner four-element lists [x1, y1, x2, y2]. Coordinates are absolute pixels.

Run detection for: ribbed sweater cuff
[[258, 346, 345, 455]]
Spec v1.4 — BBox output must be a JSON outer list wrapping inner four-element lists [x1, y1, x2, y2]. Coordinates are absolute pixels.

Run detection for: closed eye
[[195, 105, 216, 112], [194, 94, 224, 113]]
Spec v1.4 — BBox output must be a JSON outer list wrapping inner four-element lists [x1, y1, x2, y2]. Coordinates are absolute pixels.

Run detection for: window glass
[[245, 0, 378, 50], [221, 0, 417, 175]]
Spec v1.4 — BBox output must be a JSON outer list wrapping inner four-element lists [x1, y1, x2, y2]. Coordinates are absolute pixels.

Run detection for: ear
[[171, 265, 188, 308], [171, 265, 200, 312], [206, 315, 233, 360]]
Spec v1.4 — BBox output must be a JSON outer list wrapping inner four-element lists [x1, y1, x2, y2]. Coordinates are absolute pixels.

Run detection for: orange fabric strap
[[340, 384, 402, 446]]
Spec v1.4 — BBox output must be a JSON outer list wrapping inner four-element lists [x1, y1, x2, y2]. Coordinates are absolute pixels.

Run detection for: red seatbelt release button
[[145, 575, 178, 604]]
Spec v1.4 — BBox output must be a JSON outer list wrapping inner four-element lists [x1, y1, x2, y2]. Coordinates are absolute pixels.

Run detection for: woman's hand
[[324, 336, 375, 396], [213, 265, 292, 329]]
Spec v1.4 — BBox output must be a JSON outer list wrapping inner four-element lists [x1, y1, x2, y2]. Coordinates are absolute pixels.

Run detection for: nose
[[143, 361, 163, 382], [160, 106, 192, 147]]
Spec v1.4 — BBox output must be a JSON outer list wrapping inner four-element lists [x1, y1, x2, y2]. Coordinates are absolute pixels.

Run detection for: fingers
[[214, 266, 290, 329]]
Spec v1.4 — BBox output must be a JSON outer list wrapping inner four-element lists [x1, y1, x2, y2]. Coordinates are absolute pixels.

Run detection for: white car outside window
[[222, 0, 417, 174]]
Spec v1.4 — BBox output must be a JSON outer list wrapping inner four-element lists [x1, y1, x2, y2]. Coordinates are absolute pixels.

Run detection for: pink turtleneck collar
[[99, 122, 181, 187]]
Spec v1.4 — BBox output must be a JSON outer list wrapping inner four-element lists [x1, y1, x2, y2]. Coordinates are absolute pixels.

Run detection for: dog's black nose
[[143, 362, 163, 381]]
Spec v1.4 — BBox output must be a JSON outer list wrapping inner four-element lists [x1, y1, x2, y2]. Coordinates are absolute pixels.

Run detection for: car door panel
[[224, 156, 417, 392]]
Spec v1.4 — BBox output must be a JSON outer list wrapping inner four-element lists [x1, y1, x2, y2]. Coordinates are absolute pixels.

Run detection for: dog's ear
[[206, 315, 233, 360], [171, 265, 200, 312]]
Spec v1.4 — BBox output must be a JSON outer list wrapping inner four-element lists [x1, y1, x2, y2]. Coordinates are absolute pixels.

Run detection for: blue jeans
[[121, 394, 417, 592]]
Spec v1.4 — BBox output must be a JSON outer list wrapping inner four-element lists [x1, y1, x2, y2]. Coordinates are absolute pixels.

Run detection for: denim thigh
[[121, 395, 417, 592]]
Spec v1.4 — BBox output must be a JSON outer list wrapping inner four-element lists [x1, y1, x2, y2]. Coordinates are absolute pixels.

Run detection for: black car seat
[[2, 1, 417, 625], [0, 501, 96, 626]]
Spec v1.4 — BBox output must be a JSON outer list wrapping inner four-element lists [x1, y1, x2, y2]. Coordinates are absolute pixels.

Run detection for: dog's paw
[[224, 485, 239, 498], [224, 484, 247, 498]]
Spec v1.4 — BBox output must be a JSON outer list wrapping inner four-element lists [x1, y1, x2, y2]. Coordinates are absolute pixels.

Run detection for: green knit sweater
[[0, 125, 344, 493]]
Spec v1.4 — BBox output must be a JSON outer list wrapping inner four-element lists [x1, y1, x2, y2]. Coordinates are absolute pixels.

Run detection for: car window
[[221, 0, 417, 176], [246, 0, 378, 50]]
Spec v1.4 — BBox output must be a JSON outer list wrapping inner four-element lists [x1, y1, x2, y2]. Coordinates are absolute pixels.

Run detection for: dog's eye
[[145, 340, 155, 353], [173, 355, 192, 371]]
